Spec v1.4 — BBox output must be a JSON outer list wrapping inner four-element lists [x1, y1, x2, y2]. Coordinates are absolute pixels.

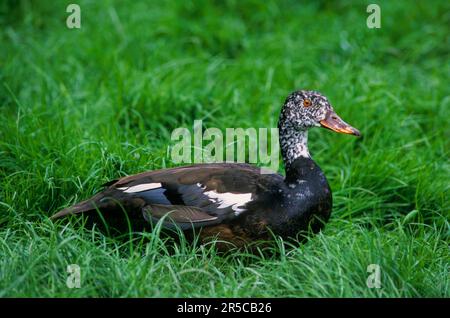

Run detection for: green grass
[[0, 0, 448, 297]]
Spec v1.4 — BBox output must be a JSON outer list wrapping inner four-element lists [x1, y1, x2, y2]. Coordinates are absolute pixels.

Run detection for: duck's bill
[[320, 110, 361, 136]]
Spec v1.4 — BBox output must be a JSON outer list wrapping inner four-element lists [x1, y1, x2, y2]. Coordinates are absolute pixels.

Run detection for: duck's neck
[[279, 124, 310, 163], [279, 125, 316, 182]]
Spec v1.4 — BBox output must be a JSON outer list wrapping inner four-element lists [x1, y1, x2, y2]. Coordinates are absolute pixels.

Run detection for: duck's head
[[279, 90, 361, 136]]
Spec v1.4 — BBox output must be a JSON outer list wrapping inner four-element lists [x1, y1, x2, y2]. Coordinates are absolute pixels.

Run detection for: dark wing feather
[[113, 163, 261, 190], [142, 204, 220, 230]]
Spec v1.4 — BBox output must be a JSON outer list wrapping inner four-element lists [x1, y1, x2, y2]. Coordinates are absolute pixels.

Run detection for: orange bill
[[320, 110, 361, 136]]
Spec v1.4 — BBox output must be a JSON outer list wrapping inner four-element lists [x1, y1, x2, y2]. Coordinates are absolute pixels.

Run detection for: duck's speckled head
[[279, 90, 361, 136]]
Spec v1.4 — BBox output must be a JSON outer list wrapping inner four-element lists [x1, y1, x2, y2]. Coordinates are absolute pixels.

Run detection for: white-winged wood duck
[[51, 90, 360, 250]]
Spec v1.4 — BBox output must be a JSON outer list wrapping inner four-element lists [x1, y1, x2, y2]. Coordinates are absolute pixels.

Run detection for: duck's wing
[[51, 163, 280, 230]]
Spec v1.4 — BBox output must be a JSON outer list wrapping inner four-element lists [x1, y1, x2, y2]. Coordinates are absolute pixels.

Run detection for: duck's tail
[[50, 193, 105, 220]]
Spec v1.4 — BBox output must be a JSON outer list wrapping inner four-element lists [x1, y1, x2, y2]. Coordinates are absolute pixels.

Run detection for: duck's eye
[[303, 99, 312, 107]]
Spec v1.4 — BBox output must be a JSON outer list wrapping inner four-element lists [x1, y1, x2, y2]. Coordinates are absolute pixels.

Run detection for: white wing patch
[[197, 183, 252, 215], [117, 183, 162, 193]]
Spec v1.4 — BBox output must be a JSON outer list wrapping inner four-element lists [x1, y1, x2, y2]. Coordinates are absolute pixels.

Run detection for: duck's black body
[[52, 158, 331, 248], [51, 90, 359, 250]]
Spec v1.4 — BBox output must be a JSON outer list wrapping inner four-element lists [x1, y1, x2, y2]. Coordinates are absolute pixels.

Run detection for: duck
[[51, 90, 360, 250]]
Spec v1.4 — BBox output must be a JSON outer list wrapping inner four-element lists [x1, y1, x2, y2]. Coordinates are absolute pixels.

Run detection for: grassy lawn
[[0, 0, 448, 297]]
